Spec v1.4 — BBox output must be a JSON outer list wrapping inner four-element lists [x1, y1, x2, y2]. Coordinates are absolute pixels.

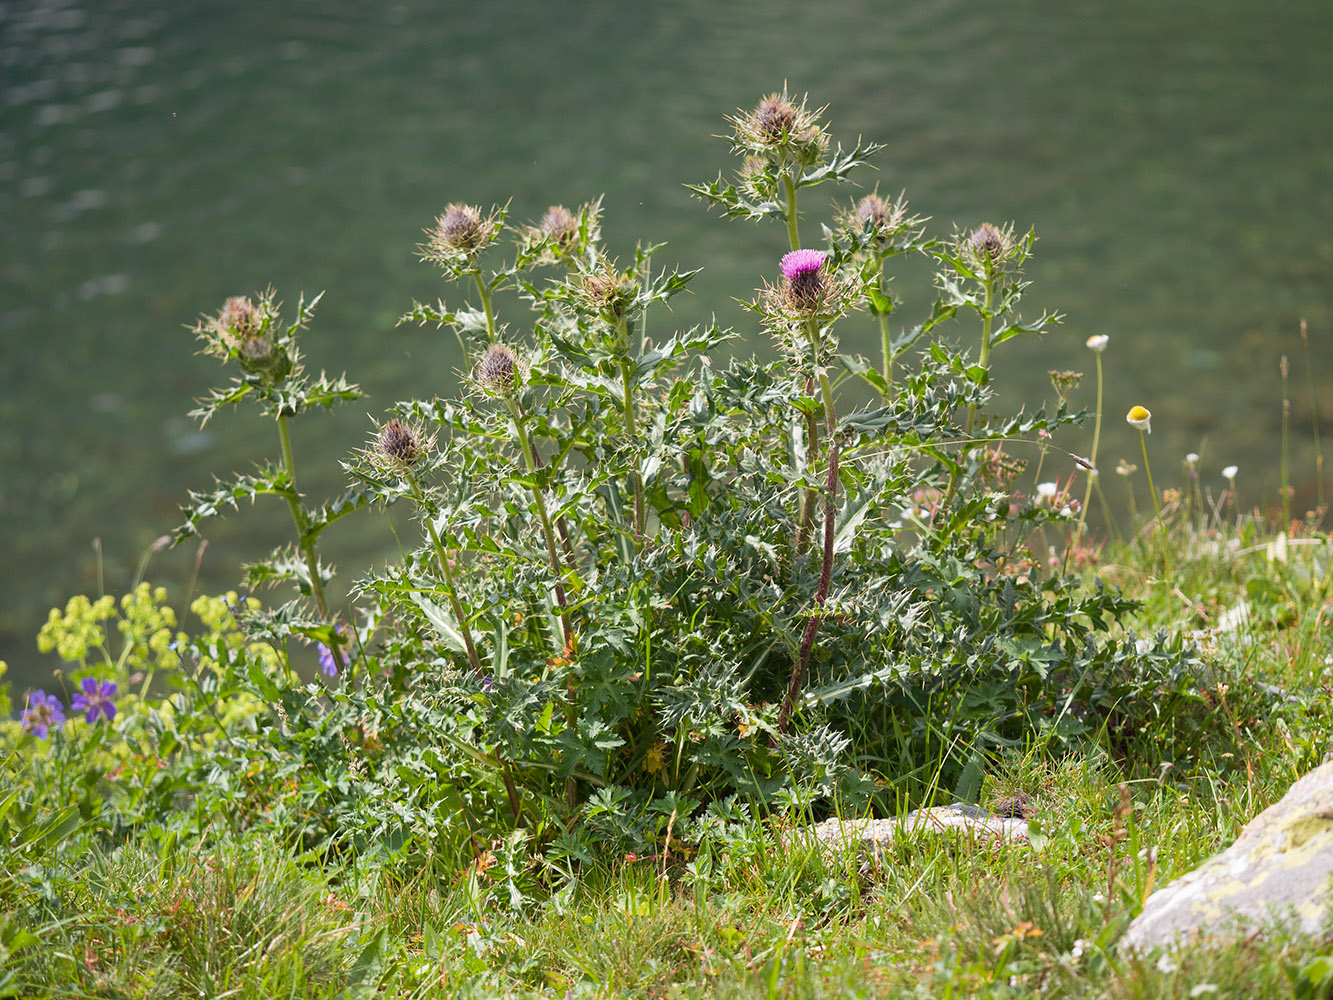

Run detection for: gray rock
[[801, 803, 1029, 856], [1121, 759, 1333, 951]]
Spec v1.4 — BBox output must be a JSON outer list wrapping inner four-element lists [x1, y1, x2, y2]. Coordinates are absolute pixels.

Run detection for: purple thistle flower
[[779, 249, 828, 311], [780, 249, 827, 282], [71, 677, 118, 724], [21, 690, 65, 739]]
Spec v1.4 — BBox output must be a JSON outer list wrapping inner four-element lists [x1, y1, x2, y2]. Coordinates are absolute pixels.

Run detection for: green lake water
[[3, 0, 1331, 690]]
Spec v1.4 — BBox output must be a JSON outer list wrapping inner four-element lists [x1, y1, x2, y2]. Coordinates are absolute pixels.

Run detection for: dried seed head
[[540, 205, 578, 247], [436, 203, 483, 250], [376, 418, 424, 467], [477, 343, 519, 397]]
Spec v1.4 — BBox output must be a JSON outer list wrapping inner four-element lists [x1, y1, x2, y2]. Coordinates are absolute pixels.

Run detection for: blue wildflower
[[21, 690, 65, 739], [71, 677, 118, 723], [316, 625, 345, 678]]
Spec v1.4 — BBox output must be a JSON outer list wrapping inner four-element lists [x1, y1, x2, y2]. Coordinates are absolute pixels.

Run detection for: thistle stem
[[878, 306, 893, 402], [276, 414, 333, 625], [965, 264, 995, 435], [794, 389, 819, 554], [472, 269, 497, 343], [782, 171, 801, 251], [779, 440, 840, 734], [619, 340, 644, 545], [507, 399, 574, 647], [406, 470, 482, 677]]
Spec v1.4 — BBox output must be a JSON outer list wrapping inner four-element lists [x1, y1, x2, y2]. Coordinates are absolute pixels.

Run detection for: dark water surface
[[3, 0, 1331, 688]]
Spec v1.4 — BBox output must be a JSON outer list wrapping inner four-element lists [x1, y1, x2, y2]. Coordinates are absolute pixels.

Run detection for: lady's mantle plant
[[159, 90, 1203, 862]]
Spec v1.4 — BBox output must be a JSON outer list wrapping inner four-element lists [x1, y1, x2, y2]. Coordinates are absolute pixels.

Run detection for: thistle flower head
[[375, 418, 427, 468], [727, 89, 827, 161], [420, 202, 504, 271], [193, 289, 291, 381], [758, 249, 857, 333], [780, 249, 828, 310], [970, 223, 1006, 258], [540, 205, 578, 247], [476, 343, 520, 397], [575, 260, 639, 326], [957, 221, 1021, 272], [1126, 405, 1152, 433], [436, 203, 483, 249]]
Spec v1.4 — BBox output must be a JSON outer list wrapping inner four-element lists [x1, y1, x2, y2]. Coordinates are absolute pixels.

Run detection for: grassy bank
[[2, 508, 1330, 999]]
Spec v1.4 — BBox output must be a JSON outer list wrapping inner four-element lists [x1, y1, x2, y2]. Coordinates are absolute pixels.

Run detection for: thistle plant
[[175, 290, 365, 665], [138, 91, 1200, 857]]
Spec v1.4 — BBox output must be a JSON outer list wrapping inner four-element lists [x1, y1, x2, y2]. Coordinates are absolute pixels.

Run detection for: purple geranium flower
[[316, 625, 345, 678], [21, 690, 65, 739], [71, 677, 118, 724]]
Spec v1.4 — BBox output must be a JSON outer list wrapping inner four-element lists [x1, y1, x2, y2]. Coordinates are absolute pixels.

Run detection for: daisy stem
[[1078, 352, 1104, 537], [1139, 429, 1170, 581]]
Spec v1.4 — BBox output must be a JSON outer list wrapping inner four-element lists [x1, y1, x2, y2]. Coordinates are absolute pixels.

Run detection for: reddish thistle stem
[[779, 441, 839, 733]]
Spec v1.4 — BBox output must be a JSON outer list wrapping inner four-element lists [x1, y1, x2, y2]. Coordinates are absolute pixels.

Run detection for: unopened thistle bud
[[578, 265, 639, 325], [780, 249, 828, 311], [376, 418, 424, 468], [477, 343, 519, 397], [854, 194, 891, 230]]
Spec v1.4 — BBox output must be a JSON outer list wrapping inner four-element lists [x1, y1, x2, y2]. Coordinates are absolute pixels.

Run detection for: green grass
[[4, 510, 1332, 999]]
